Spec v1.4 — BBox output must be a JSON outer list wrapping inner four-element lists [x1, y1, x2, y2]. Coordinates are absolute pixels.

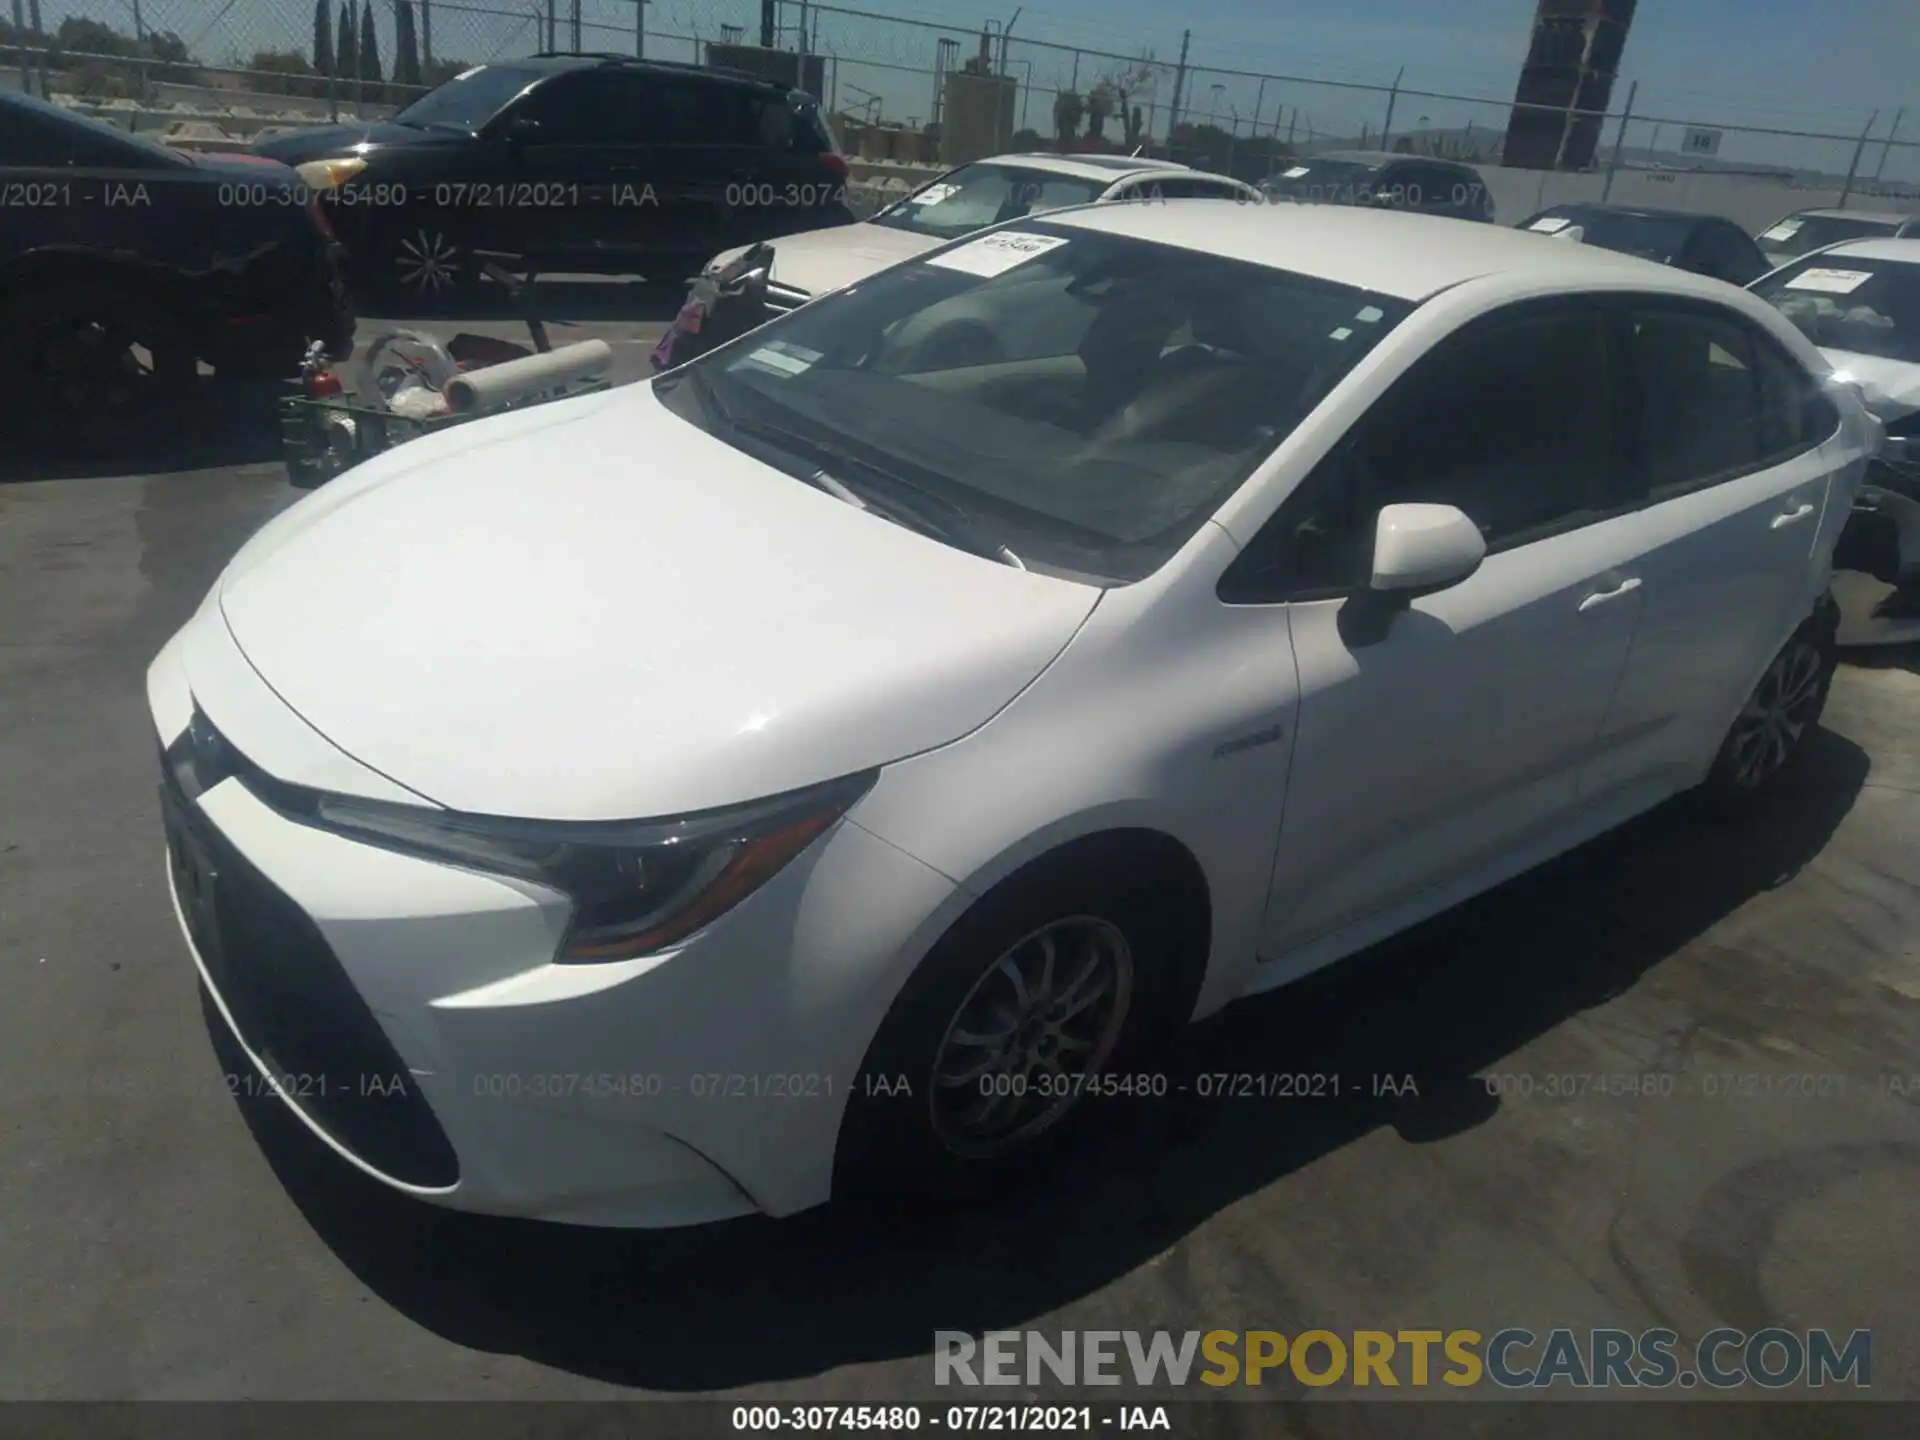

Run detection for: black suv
[[255, 54, 855, 303], [1260, 150, 1496, 223], [0, 87, 352, 438]]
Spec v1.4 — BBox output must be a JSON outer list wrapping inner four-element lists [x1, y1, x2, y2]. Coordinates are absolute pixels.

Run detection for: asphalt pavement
[[1, 301, 1918, 1430]]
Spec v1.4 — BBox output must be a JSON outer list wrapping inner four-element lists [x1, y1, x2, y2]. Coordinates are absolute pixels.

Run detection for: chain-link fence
[[6, 0, 1918, 226]]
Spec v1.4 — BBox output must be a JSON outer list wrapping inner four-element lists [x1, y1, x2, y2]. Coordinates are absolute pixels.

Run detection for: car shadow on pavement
[[0, 383, 286, 484], [213, 727, 1870, 1392], [1840, 642, 1920, 678]]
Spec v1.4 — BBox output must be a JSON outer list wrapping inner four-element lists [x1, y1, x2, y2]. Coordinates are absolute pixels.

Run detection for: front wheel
[[834, 849, 1191, 1205], [1699, 616, 1836, 810]]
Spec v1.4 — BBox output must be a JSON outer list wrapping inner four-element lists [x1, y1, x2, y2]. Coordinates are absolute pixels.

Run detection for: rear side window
[[648, 77, 737, 144], [1622, 306, 1770, 494]]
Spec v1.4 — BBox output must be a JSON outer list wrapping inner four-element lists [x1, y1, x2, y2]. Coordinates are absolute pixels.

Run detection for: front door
[[1229, 300, 1647, 961]]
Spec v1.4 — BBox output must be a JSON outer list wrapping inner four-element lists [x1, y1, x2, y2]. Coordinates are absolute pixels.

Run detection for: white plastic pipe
[[443, 339, 614, 414]]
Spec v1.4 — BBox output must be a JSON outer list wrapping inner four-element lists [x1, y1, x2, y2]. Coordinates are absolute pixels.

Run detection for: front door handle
[[1771, 502, 1817, 529], [1578, 576, 1642, 612]]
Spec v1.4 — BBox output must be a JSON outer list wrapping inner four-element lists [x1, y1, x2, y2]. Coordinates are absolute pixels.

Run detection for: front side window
[[1752, 254, 1920, 366], [655, 224, 1414, 581], [869, 164, 1109, 241], [1222, 305, 1616, 602]]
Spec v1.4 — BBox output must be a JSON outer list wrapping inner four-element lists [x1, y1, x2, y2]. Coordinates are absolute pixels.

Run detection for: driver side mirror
[[1339, 503, 1487, 647]]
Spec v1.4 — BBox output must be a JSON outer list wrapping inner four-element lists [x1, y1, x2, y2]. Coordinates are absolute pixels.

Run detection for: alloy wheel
[[1726, 638, 1826, 789], [395, 229, 462, 297], [929, 915, 1135, 1159]]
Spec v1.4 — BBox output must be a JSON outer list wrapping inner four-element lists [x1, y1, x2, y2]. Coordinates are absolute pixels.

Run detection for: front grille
[[161, 718, 460, 1188]]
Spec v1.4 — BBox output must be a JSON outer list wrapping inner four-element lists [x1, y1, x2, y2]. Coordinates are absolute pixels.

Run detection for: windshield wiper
[[689, 372, 1025, 569]]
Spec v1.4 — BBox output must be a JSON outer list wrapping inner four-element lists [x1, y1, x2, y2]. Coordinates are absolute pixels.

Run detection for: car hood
[[253, 120, 462, 162], [1820, 349, 1920, 422], [712, 222, 943, 299], [215, 384, 1099, 821]]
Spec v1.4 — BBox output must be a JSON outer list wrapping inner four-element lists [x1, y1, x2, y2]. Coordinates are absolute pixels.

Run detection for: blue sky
[[40, 0, 1920, 178]]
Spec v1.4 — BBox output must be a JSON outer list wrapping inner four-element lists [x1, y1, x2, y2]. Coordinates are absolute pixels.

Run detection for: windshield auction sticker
[[1761, 220, 1805, 241], [1785, 268, 1873, 294], [926, 231, 1070, 278], [910, 182, 959, 207], [1529, 216, 1572, 233]]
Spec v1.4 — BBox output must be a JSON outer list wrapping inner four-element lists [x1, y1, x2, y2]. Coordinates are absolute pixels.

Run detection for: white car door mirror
[[1370, 503, 1487, 593], [1338, 503, 1486, 649]]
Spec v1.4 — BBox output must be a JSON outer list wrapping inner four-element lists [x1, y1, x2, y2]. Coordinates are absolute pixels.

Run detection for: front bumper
[[147, 618, 959, 1226]]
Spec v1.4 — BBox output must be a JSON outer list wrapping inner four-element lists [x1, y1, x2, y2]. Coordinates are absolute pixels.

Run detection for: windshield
[[1752, 255, 1920, 365], [654, 223, 1415, 582], [1756, 213, 1902, 264], [394, 64, 544, 131], [1262, 159, 1384, 205], [869, 164, 1110, 241], [1524, 209, 1693, 262]]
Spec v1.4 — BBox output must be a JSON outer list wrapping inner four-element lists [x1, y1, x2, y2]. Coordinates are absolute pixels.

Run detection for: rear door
[[1577, 298, 1853, 801]]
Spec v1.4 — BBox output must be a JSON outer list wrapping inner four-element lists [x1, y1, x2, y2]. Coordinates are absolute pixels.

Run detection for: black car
[[1260, 150, 1496, 223], [0, 87, 352, 436], [255, 53, 856, 303], [1518, 203, 1770, 286]]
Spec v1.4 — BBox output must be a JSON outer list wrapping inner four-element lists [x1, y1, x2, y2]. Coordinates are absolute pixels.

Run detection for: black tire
[[0, 276, 199, 449], [368, 214, 474, 311], [1697, 609, 1837, 814], [833, 839, 1201, 1206]]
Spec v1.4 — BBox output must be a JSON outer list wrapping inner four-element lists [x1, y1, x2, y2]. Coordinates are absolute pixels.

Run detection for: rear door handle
[[1578, 576, 1642, 612], [1771, 502, 1817, 529]]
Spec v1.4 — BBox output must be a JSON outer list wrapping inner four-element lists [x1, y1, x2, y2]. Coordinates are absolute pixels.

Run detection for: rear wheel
[[0, 277, 199, 446], [1699, 616, 1836, 810]]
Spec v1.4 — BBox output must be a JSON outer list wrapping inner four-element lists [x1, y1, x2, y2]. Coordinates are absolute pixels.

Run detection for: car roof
[[1803, 237, 1920, 264], [1534, 202, 1716, 225], [985, 152, 1188, 180], [1786, 208, 1910, 225], [508, 52, 792, 92], [1041, 200, 1725, 301], [1308, 149, 1477, 171]]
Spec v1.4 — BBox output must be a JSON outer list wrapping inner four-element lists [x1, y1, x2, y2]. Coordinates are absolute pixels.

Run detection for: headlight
[[295, 157, 369, 192], [301, 772, 877, 961]]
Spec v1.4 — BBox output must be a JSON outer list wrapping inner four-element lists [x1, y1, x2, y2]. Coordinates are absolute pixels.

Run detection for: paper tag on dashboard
[[737, 340, 821, 377], [925, 231, 1069, 278], [1760, 220, 1804, 241], [1785, 267, 1873, 294], [910, 182, 959, 206], [1529, 216, 1572, 233], [1282, 166, 1311, 178]]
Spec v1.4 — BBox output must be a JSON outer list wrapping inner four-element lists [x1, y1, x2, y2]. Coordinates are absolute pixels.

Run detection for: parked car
[[0, 87, 352, 438], [1259, 150, 1496, 222], [152, 203, 1870, 1227], [1519, 203, 1770, 285], [254, 53, 855, 303], [1756, 209, 1920, 271], [1751, 237, 1920, 645], [689, 153, 1260, 320]]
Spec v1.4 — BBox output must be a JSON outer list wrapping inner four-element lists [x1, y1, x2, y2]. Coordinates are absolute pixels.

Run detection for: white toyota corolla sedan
[[151, 201, 1874, 1228]]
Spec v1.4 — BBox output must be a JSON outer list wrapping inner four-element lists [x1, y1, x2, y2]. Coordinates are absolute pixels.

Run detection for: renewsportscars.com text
[[934, 1328, 1872, 1390]]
